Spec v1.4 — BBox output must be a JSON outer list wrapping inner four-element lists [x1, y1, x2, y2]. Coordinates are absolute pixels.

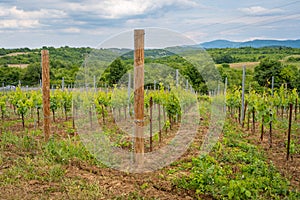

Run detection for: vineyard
[[1, 32, 300, 199], [0, 82, 299, 199]]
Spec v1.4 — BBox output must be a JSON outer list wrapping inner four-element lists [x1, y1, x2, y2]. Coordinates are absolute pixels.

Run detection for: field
[[0, 87, 299, 199], [0, 46, 300, 199]]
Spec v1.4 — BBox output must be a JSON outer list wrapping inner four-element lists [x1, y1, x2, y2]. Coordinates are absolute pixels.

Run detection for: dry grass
[[229, 62, 259, 70], [7, 64, 29, 68], [0, 52, 30, 58]]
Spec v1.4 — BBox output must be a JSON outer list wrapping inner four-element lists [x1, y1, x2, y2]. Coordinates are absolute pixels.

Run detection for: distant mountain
[[199, 39, 300, 48]]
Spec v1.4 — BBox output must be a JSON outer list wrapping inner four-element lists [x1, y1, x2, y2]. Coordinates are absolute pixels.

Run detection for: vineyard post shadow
[[134, 29, 145, 166], [41, 50, 51, 141]]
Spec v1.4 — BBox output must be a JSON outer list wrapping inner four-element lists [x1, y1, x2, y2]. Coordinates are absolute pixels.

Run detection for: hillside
[[1, 46, 300, 90], [200, 39, 300, 49]]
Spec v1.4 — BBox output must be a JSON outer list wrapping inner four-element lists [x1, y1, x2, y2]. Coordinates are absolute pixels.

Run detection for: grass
[[0, 127, 107, 199], [173, 120, 300, 200], [0, 100, 299, 199], [229, 62, 259, 70]]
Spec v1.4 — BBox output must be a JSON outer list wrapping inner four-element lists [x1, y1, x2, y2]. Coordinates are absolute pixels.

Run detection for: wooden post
[[158, 103, 162, 143], [271, 76, 274, 96], [72, 98, 75, 129], [295, 97, 298, 121], [269, 112, 272, 148], [242, 101, 247, 128], [260, 116, 264, 141], [134, 29, 145, 164], [241, 66, 246, 125], [41, 50, 51, 141], [128, 73, 131, 116], [287, 103, 293, 160], [150, 97, 153, 152], [252, 109, 255, 133]]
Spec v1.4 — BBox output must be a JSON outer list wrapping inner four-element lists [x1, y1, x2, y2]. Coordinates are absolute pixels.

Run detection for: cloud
[[0, 5, 67, 29], [0, 0, 299, 48], [239, 6, 283, 16], [0, 19, 39, 28], [66, 0, 199, 19], [0, 6, 66, 19]]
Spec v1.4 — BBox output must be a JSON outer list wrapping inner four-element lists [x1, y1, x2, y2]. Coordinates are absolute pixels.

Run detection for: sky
[[0, 0, 299, 48]]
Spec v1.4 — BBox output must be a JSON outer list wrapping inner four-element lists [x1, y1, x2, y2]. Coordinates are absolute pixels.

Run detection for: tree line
[[0, 46, 300, 93]]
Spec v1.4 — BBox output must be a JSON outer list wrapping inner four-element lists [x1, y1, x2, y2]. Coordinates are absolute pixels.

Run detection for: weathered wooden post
[[287, 103, 293, 160], [241, 66, 246, 125], [271, 76, 274, 96], [41, 50, 51, 141], [150, 97, 153, 152], [134, 29, 145, 165]]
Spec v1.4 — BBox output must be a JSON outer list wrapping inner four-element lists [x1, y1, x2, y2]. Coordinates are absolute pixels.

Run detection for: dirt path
[[243, 121, 300, 190]]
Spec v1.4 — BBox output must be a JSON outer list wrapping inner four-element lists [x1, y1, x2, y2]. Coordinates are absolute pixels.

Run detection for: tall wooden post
[[41, 50, 51, 141], [287, 103, 293, 160], [241, 66, 246, 125], [134, 29, 145, 164], [271, 76, 274, 96], [149, 97, 153, 152]]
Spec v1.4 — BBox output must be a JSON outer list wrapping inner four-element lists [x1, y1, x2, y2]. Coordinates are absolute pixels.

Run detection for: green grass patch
[[174, 120, 300, 200]]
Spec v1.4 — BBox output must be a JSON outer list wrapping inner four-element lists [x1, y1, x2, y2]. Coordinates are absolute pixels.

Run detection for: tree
[[214, 54, 235, 64], [280, 65, 300, 90], [22, 62, 41, 86], [254, 58, 283, 88], [0, 67, 23, 85], [102, 58, 127, 86]]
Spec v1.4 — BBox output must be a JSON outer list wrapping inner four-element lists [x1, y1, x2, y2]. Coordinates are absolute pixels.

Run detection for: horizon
[[1, 38, 300, 50]]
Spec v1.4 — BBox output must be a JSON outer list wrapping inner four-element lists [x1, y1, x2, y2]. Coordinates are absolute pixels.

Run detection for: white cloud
[[0, 19, 39, 28], [0, 6, 67, 19], [66, 0, 199, 19], [239, 6, 283, 16], [0, 5, 67, 29]]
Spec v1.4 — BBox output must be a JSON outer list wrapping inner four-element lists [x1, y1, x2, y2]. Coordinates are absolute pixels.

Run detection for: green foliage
[[207, 47, 300, 63], [111, 86, 128, 109], [254, 58, 283, 88], [253, 58, 300, 90], [9, 87, 30, 124], [50, 91, 60, 114], [60, 90, 72, 115], [214, 54, 236, 64], [43, 136, 96, 164], [22, 62, 41, 86], [0, 66, 24, 85], [175, 121, 300, 199], [0, 94, 7, 118], [101, 58, 127, 86]]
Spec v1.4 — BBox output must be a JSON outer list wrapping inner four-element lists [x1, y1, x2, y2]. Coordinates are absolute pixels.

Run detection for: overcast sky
[[0, 0, 299, 48]]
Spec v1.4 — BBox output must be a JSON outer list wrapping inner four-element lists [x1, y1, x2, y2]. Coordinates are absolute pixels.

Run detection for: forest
[[1, 46, 300, 92]]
